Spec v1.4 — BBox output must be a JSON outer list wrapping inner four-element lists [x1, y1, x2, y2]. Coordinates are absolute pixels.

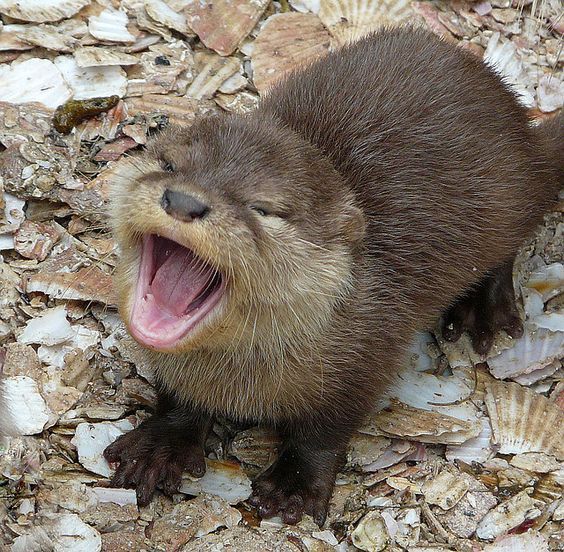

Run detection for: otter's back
[[261, 27, 558, 319]]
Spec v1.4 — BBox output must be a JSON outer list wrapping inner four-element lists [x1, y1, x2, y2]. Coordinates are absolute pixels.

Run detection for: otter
[[104, 27, 562, 525]]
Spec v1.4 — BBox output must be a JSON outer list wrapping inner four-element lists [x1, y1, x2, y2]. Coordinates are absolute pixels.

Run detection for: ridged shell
[[365, 399, 481, 444], [185, 0, 270, 56], [74, 47, 138, 67], [144, 0, 192, 37], [485, 381, 564, 460], [318, 0, 414, 45], [14, 20, 86, 53], [251, 13, 331, 93], [0, 0, 90, 23], [88, 9, 136, 43], [186, 53, 241, 100], [487, 326, 564, 380], [125, 94, 218, 125]]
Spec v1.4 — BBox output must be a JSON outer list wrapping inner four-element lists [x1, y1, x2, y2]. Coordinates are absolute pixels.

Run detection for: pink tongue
[[150, 244, 213, 317]]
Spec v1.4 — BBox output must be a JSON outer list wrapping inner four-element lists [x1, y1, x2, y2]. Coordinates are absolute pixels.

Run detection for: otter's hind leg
[[441, 259, 524, 356], [249, 418, 350, 527], [104, 390, 213, 506]]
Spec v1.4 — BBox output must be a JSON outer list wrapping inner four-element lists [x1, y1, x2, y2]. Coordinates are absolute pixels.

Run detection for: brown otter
[[104, 27, 562, 525]]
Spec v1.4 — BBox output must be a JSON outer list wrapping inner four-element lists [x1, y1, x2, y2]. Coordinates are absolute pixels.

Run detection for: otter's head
[[111, 114, 365, 354]]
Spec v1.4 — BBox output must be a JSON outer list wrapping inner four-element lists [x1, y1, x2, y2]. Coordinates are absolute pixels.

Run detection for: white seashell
[[512, 360, 561, 386], [318, 0, 414, 45], [71, 420, 134, 477], [144, 0, 191, 36], [388, 367, 474, 408], [3, 376, 51, 435], [19, 306, 74, 346], [483, 531, 550, 552], [510, 452, 562, 474], [446, 417, 494, 463], [364, 399, 481, 444], [16, 20, 86, 53], [186, 53, 241, 100], [351, 510, 389, 552], [290, 0, 321, 13], [537, 73, 564, 113], [476, 490, 543, 540], [0, 58, 71, 110], [367, 367, 481, 444], [0, 0, 91, 23], [487, 326, 564, 380], [421, 470, 469, 511], [524, 262, 564, 302], [74, 47, 138, 67], [0, 25, 34, 52], [532, 313, 564, 332], [485, 380, 564, 459], [47, 513, 102, 552], [522, 288, 545, 320], [92, 487, 137, 506], [88, 9, 136, 43], [54, 56, 127, 100], [251, 13, 331, 93], [179, 459, 252, 504]]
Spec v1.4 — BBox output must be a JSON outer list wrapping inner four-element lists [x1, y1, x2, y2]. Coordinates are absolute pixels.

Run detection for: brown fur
[[107, 27, 562, 524]]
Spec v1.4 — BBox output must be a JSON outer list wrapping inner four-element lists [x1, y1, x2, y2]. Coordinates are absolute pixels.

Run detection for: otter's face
[[111, 115, 364, 354]]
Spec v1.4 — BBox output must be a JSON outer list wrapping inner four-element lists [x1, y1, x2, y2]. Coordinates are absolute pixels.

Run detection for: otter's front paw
[[249, 448, 337, 526], [103, 418, 206, 506]]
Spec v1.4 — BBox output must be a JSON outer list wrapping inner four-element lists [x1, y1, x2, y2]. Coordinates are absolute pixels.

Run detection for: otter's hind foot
[[442, 260, 523, 356], [249, 442, 343, 526]]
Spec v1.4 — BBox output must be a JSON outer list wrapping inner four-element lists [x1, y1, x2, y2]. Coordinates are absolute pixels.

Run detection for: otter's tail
[[535, 110, 564, 189]]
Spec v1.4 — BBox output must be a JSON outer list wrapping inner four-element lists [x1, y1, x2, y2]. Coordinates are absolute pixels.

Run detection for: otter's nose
[[161, 189, 209, 222]]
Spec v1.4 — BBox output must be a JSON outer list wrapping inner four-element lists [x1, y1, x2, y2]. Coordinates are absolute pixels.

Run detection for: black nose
[[161, 189, 210, 222]]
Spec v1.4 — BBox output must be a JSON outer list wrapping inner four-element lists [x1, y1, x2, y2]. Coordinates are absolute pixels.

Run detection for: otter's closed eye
[[160, 159, 175, 172]]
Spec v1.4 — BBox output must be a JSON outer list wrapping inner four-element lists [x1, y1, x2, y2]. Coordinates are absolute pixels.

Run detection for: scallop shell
[[0, 0, 91, 23], [186, 52, 241, 101], [144, 0, 192, 36], [185, 0, 270, 56], [125, 94, 218, 126], [74, 47, 139, 67], [318, 0, 414, 45], [484, 380, 564, 460], [0, 58, 71, 110], [88, 8, 136, 43], [54, 56, 128, 100], [366, 400, 481, 444], [16, 20, 85, 53], [251, 13, 331, 93], [487, 326, 564, 380]]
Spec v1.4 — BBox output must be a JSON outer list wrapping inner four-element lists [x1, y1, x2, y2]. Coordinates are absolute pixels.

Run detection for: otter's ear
[[341, 204, 365, 244]]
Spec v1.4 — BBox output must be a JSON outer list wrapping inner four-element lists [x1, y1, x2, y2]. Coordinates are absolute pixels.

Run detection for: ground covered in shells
[[0, 0, 562, 550]]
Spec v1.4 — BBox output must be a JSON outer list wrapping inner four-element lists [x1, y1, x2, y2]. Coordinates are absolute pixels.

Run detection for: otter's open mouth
[[129, 234, 225, 349]]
